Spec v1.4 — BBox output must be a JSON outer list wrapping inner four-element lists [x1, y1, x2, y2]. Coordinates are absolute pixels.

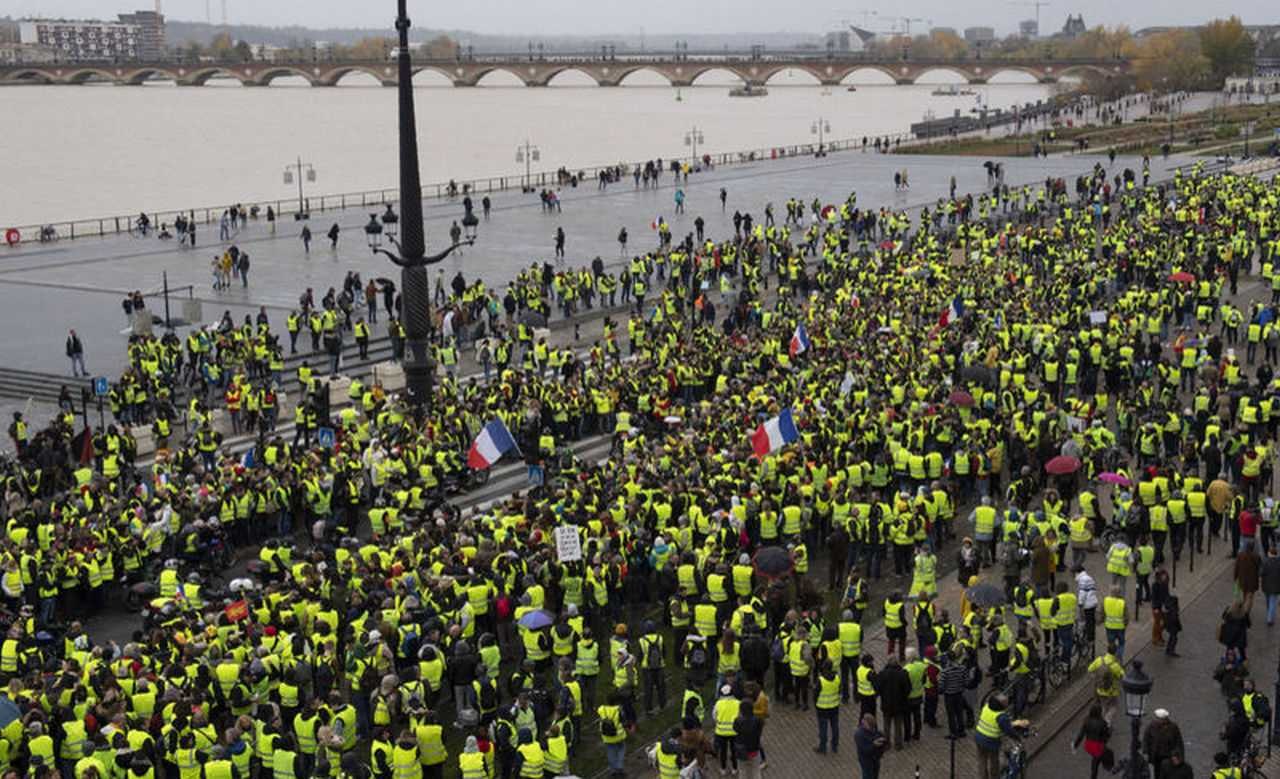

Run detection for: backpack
[[690, 645, 709, 669], [645, 638, 662, 668], [479, 682, 497, 711], [600, 717, 618, 738]]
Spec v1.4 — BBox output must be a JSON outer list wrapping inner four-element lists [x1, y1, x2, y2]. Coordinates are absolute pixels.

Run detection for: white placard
[[554, 526, 582, 562]]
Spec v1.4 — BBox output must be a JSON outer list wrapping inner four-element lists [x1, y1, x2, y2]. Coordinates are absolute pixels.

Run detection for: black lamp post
[[1121, 661, 1153, 779], [368, 0, 472, 412]]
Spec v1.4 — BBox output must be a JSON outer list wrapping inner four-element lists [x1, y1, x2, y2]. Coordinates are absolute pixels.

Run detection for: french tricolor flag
[[789, 323, 811, 357], [468, 418, 518, 470], [937, 297, 965, 328], [750, 408, 799, 459]]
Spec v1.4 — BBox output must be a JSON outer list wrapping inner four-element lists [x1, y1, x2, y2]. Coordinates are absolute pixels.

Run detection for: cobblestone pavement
[[619, 536, 1242, 779], [1042, 544, 1278, 777]]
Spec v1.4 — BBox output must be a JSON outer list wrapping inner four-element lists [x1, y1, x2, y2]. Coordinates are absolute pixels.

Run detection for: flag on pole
[[937, 297, 965, 328], [224, 599, 250, 622], [750, 409, 799, 459], [789, 323, 811, 357], [467, 418, 518, 470]]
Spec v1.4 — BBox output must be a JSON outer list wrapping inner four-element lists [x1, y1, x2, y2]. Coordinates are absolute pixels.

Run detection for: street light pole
[[515, 139, 540, 191], [283, 157, 316, 218], [684, 126, 704, 164], [811, 117, 831, 154], [367, 0, 472, 413], [1121, 661, 1153, 779]]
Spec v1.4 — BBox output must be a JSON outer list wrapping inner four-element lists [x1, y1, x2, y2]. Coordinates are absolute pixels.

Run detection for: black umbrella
[[965, 582, 1007, 609], [752, 546, 793, 581]]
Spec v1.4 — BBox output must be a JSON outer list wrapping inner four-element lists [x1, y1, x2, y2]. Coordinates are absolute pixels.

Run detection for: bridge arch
[[1055, 63, 1119, 81], [410, 66, 457, 86], [470, 66, 529, 87], [185, 67, 249, 86], [5, 69, 56, 85], [615, 66, 675, 86], [121, 67, 181, 85], [688, 66, 747, 86], [543, 66, 602, 87], [763, 66, 822, 86], [319, 65, 391, 86], [65, 68, 118, 85], [255, 66, 317, 86], [839, 65, 898, 85], [912, 66, 977, 84], [976, 66, 1043, 84]]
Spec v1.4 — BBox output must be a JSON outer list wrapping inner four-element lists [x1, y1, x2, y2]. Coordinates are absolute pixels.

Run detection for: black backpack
[[645, 637, 662, 668]]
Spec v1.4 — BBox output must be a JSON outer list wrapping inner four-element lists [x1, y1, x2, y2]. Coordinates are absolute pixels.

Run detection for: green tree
[[233, 40, 254, 63], [1134, 29, 1208, 91], [1199, 16, 1254, 86], [344, 36, 394, 61], [209, 31, 235, 63], [420, 35, 459, 60]]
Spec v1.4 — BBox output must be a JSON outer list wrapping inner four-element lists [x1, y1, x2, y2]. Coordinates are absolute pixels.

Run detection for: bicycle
[[1001, 725, 1036, 779]]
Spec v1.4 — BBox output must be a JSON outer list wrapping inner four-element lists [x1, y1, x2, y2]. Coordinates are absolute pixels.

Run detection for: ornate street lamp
[[1121, 661, 1153, 779], [368, 0, 472, 412]]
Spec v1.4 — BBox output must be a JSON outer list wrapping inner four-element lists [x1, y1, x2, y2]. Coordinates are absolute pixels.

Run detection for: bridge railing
[[4, 133, 942, 246]]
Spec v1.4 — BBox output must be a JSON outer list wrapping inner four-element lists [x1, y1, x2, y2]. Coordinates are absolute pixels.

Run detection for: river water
[[0, 69, 1055, 227]]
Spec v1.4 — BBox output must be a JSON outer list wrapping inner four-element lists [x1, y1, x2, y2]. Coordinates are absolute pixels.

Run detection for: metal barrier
[[5, 132, 952, 247]]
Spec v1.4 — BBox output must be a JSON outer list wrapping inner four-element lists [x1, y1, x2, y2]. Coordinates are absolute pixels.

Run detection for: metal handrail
[[2, 134, 932, 245]]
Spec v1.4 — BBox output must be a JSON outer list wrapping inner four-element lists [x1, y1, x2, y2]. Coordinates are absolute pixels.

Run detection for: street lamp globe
[[364, 214, 383, 251], [1121, 661, 1153, 719]]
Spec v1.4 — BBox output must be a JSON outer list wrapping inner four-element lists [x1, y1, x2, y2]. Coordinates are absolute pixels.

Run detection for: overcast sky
[[8, 0, 1276, 38]]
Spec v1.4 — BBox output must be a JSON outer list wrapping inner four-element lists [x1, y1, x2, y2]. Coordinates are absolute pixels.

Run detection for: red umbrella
[[1168, 271, 1195, 283], [1044, 455, 1081, 475], [948, 389, 975, 407]]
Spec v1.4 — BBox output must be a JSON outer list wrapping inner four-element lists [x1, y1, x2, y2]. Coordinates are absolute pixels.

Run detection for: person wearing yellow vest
[[389, 731, 421, 779], [456, 736, 490, 779], [814, 660, 842, 754], [974, 694, 1025, 779], [1087, 645, 1124, 723], [712, 684, 739, 774], [1105, 539, 1132, 599], [542, 722, 570, 778], [883, 592, 908, 662], [510, 728, 543, 779], [273, 736, 303, 779], [653, 728, 684, 779], [1102, 585, 1128, 661], [787, 628, 814, 710], [837, 611, 862, 704], [598, 693, 630, 776], [1212, 751, 1244, 779], [855, 654, 878, 720]]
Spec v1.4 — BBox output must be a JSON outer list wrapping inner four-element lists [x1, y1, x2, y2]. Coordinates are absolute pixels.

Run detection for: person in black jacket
[[733, 699, 764, 777], [876, 655, 912, 750], [740, 628, 771, 687], [1071, 704, 1112, 779]]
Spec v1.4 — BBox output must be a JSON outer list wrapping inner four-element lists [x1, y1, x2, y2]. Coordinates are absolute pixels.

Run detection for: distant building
[[964, 27, 996, 44], [825, 30, 852, 51], [18, 10, 166, 62], [117, 11, 166, 60], [1058, 14, 1087, 39], [1019, 19, 1039, 39], [930, 27, 959, 38], [0, 42, 58, 65], [827, 26, 876, 53]]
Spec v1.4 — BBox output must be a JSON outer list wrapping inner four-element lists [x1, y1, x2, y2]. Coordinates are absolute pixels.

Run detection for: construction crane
[[1010, 0, 1050, 37]]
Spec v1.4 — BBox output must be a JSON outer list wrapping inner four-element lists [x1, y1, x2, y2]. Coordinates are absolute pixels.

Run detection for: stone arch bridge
[[0, 55, 1130, 88]]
